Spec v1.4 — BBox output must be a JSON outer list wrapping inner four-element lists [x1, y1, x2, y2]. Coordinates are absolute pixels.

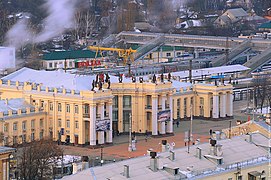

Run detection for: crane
[[88, 46, 137, 65]]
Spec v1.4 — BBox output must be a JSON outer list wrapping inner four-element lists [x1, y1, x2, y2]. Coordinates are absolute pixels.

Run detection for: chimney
[[161, 140, 167, 152], [196, 147, 202, 159], [123, 165, 130, 178], [169, 151, 175, 161], [209, 139, 216, 156], [214, 144, 223, 157], [5, 98, 8, 105], [150, 151, 158, 172], [249, 133, 253, 143], [72, 163, 78, 174]]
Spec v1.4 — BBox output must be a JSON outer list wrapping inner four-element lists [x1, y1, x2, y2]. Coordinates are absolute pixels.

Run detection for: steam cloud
[[4, 0, 77, 49]]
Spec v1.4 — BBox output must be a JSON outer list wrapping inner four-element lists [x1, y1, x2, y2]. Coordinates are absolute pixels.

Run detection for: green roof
[[258, 21, 271, 29], [157, 46, 184, 52], [43, 50, 101, 61]]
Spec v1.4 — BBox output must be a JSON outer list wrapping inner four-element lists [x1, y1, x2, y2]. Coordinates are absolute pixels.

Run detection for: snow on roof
[[0, 98, 33, 113], [225, 8, 248, 17], [2, 67, 95, 91], [171, 65, 249, 79], [63, 134, 269, 180]]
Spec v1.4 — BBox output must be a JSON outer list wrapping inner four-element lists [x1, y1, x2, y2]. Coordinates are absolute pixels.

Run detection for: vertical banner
[[157, 110, 171, 122]]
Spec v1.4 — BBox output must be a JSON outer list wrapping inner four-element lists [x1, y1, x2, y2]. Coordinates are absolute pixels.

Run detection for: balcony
[[83, 114, 90, 118], [145, 105, 152, 109]]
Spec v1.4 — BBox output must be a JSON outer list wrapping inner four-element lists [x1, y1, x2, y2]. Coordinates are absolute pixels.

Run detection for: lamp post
[[128, 113, 132, 152]]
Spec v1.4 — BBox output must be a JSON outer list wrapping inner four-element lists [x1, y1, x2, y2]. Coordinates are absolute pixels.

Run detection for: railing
[[83, 114, 90, 118], [191, 156, 269, 178]]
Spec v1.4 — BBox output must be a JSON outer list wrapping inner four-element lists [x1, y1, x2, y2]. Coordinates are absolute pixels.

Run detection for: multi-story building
[[0, 98, 46, 146], [0, 67, 233, 146]]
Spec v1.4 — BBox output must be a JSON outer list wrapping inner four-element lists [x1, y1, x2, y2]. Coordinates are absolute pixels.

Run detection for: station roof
[[171, 65, 249, 79], [63, 133, 269, 180], [43, 50, 101, 61]]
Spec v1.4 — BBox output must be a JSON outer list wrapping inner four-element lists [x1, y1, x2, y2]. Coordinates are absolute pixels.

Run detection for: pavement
[[61, 100, 249, 164]]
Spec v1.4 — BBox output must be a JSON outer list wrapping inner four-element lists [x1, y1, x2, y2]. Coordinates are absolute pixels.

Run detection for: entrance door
[[74, 135, 78, 145]]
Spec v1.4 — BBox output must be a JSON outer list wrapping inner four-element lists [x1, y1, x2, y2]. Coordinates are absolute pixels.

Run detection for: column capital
[[152, 95, 158, 98]]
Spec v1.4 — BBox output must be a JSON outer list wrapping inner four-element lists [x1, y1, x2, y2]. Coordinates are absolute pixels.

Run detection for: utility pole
[[225, 36, 229, 65], [189, 59, 192, 83], [128, 113, 132, 152], [229, 120, 232, 139]]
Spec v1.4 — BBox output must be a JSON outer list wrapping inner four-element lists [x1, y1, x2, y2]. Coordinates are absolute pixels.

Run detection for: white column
[[89, 104, 96, 146], [3, 161, 6, 180], [213, 94, 219, 119], [106, 103, 113, 143], [152, 95, 158, 135], [98, 103, 105, 144], [160, 96, 166, 134], [228, 93, 233, 116], [167, 95, 173, 133], [220, 93, 226, 117]]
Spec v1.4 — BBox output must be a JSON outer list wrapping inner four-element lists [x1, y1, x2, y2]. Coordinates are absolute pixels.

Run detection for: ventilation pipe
[[150, 151, 158, 172], [161, 140, 167, 152], [196, 147, 202, 159], [169, 151, 175, 161], [124, 165, 130, 178]]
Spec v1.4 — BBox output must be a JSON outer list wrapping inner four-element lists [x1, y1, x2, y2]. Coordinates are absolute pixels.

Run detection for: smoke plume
[[34, 0, 77, 43], [4, 0, 77, 48]]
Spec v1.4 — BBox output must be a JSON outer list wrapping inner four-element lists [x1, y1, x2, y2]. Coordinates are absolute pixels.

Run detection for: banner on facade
[[96, 119, 110, 131], [157, 110, 170, 122]]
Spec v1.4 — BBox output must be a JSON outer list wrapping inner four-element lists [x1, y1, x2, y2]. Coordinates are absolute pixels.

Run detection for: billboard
[[96, 119, 110, 131], [157, 110, 170, 122]]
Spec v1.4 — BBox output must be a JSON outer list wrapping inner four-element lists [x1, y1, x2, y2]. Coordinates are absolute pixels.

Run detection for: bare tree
[[17, 139, 63, 180]]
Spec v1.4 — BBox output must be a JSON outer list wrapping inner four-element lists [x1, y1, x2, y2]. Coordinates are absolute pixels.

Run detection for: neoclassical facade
[[0, 68, 233, 146]]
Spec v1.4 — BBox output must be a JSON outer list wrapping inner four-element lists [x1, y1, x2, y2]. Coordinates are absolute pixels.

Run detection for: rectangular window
[[69, 61, 72, 67], [40, 119, 44, 128], [4, 124, 8, 132], [66, 120, 70, 128], [75, 105, 79, 114], [113, 110, 118, 121], [184, 98, 187, 117], [166, 52, 171, 57], [84, 104, 89, 114], [58, 119, 62, 127], [22, 134, 26, 143], [13, 136, 17, 144], [4, 137, 8, 145], [41, 101, 44, 108], [49, 102, 53, 111], [31, 133, 35, 141], [13, 123, 17, 131], [22, 121, 27, 131], [66, 104, 70, 113], [123, 96, 131, 108], [113, 96, 118, 108], [31, 120, 35, 129], [49, 63, 53, 68], [75, 121, 79, 129], [58, 103, 62, 112], [40, 131, 43, 139]]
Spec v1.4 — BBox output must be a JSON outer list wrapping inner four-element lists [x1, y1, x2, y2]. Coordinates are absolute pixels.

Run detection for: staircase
[[212, 39, 251, 67]]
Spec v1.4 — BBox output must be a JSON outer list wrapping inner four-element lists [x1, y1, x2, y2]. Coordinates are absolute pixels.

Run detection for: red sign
[[76, 60, 101, 68]]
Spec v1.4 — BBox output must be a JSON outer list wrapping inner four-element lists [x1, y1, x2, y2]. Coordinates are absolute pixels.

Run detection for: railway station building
[[0, 67, 233, 146]]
